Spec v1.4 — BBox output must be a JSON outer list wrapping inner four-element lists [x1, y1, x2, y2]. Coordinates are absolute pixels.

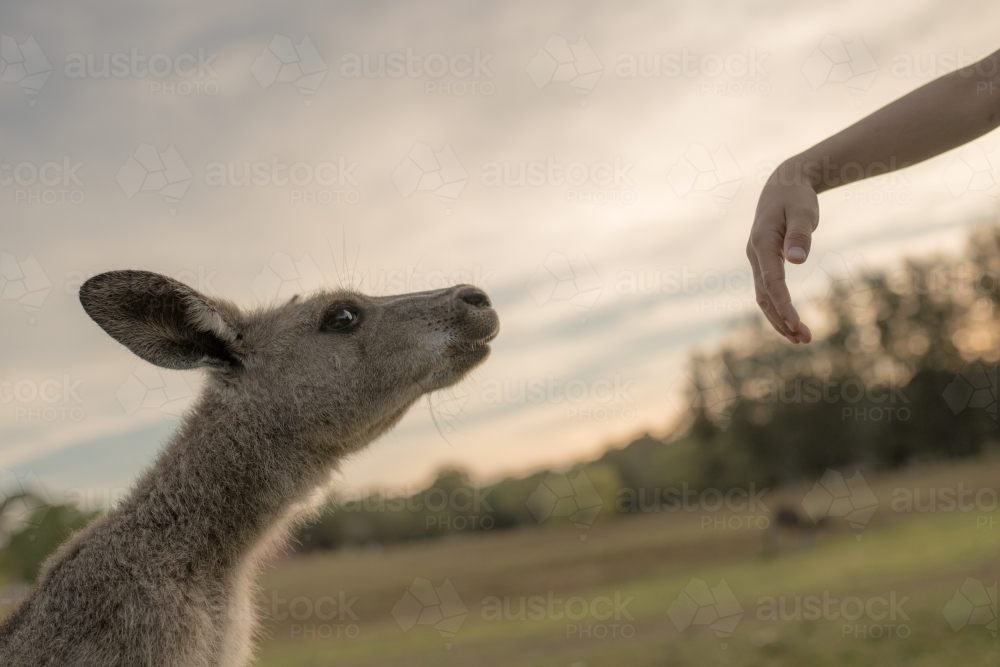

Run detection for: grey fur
[[0, 270, 499, 667]]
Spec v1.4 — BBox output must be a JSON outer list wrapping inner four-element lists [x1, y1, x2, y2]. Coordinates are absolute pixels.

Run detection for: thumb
[[783, 207, 816, 264]]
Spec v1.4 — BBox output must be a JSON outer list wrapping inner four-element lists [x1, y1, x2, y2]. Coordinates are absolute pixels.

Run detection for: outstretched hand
[[747, 167, 816, 344]]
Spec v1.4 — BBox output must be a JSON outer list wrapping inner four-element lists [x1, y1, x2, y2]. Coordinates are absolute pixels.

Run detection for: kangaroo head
[[79, 270, 499, 450]]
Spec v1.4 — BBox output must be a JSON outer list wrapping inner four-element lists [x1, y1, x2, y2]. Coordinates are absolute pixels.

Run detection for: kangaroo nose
[[457, 286, 491, 309]]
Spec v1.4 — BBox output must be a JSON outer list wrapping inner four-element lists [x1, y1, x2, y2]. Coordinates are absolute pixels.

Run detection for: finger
[[748, 247, 799, 343], [783, 202, 818, 265], [753, 228, 802, 334]]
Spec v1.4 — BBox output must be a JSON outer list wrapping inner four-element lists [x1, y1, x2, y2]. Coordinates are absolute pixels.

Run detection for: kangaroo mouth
[[444, 314, 500, 371]]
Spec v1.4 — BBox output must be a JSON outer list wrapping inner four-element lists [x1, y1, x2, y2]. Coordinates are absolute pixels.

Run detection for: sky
[[2, 0, 1000, 507]]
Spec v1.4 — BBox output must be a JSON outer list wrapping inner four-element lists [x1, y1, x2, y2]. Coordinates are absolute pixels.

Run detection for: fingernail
[[787, 247, 806, 262]]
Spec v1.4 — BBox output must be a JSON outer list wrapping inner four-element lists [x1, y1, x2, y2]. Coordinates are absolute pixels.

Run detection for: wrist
[[773, 158, 823, 192]]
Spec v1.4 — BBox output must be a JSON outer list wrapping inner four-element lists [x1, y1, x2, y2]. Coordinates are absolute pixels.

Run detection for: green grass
[[255, 458, 1000, 666]]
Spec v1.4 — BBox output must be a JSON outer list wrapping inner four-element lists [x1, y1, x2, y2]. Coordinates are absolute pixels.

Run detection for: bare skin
[[749, 47, 1000, 344]]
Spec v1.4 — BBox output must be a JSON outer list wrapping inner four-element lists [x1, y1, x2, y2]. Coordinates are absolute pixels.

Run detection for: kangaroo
[[0, 270, 499, 667], [761, 504, 829, 556]]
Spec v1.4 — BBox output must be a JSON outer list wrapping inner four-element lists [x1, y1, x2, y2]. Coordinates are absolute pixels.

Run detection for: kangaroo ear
[[80, 270, 243, 371]]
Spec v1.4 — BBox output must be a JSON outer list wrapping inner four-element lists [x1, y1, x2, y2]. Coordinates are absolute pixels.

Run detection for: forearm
[[785, 49, 1000, 193]]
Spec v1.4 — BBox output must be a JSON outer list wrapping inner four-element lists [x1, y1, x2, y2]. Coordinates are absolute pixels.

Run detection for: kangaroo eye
[[321, 306, 360, 332]]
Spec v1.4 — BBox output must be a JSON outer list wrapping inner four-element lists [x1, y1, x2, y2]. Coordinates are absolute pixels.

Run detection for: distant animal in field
[[762, 504, 829, 556], [0, 270, 499, 667]]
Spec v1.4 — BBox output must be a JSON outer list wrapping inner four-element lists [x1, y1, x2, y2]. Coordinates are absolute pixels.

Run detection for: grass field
[[254, 456, 1000, 667]]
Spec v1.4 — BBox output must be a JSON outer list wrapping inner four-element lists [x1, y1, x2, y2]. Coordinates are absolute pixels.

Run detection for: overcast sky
[[2, 0, 999, 506]]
